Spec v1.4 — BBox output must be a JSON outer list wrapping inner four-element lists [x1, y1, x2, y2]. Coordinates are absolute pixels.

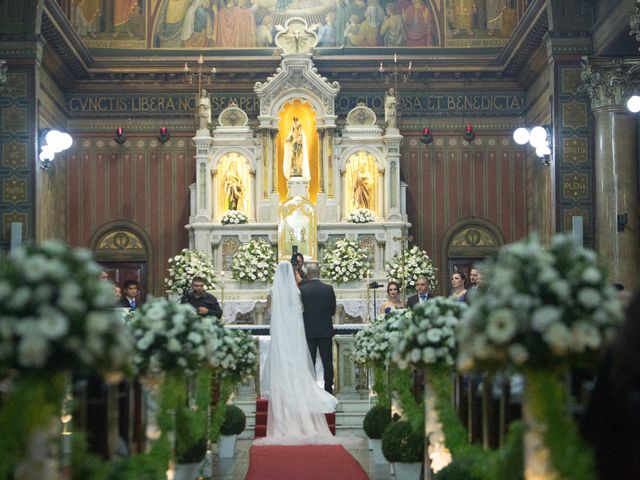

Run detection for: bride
[[255, 261, 339, 445]]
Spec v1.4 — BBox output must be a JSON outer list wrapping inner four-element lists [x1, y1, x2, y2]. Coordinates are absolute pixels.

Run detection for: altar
[[186, 17, 410, 321]]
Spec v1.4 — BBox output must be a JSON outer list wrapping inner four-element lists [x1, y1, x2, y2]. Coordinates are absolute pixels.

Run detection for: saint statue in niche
[[224, 160, 245, 210], [283, 116, 310, 180], [353, 158, 372, 209], [384, 87, 397, 129]]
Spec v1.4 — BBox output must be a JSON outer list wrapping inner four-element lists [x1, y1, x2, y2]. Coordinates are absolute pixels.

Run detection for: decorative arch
[[88, 220, 154, 290]]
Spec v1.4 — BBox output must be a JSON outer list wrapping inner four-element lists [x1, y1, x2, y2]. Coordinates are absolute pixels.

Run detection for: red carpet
[[245, 444, 368, 480], [254, 397, 335, 438]]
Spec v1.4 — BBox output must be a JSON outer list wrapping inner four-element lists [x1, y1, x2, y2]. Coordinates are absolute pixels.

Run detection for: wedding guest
[[379, 281, 404, 314], [293, 252, 307, 285], [180, 275, 222, 319], [406, 276, 431, 309], [581, 291, 640, 479], [469, 267, 480, 290], [99, 270, 110, 281], [449, 271, 467, 302], [114, 283, 122, 301], [117, 279, 140, 310]]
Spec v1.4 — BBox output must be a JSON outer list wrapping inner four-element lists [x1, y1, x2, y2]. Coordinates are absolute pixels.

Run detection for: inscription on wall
[[66, 93, 525, 116]]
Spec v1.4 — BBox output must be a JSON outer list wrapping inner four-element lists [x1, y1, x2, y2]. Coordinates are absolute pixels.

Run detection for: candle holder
[[184, 54, 216, 95], [378, 53, 412, 92]]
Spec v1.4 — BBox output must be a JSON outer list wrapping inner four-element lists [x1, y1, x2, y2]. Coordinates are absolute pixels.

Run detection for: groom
[[300, 263, 337, 394]]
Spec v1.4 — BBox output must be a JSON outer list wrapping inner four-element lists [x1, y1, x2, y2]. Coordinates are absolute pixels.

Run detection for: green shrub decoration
[[363, 405, 392, 439], [220, 404, 246, 436], [381, 420, 424, 463]]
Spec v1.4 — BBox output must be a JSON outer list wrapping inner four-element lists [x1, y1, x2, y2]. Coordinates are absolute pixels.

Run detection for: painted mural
[[66, 0, 532, 49]]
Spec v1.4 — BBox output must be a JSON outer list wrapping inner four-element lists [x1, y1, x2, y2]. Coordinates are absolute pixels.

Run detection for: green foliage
[[372, 364, 390, 407], [0, 373, 66, 479], [220, 404, 246, 435], [209, 377, 233, 443], [389, 366, 424, 432], [175, 369, 212, 463], [363, 405, 392, 439], [381, 420, 424, 463], [526, 370, 595, 480]]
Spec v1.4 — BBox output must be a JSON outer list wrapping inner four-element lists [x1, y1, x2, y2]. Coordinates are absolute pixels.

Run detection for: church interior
[[1, 0, 639, 478]]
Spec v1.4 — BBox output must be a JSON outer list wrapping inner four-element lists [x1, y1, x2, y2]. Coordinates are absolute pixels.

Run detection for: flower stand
[[522, 379, 559, 480], [370, 438, 386, 464], [392, 462, 422, 480], [173, 462, 201, 480], [218, 434, 237, 458]]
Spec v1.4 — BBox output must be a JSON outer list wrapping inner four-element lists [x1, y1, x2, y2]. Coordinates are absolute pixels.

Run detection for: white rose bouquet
[[165, 249, 217, 296], [347, 208, 375, 224], [457, 234, 623, 373], [0, 240, 133, 376], [391, 298, 467, 370], [320, 238, 369, 284], [385, 245, 437, 292], [213, 328, 258, 383], [221, 210, 248, 225], [231, 239, 276, 282], [128, 297, 224, 375], [352, 312, 402, 367]]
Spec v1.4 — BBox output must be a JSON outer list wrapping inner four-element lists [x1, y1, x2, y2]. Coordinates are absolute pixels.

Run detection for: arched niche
[[214, 152, 253, 220], [341, 150, 383, 219]]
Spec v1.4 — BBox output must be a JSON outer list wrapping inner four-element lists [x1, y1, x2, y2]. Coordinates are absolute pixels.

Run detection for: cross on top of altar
[[275, 17, 318, 55]]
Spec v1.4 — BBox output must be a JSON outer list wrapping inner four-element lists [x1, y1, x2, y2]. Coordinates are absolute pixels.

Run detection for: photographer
[[180, 276, 222, 319], [291, 247, 307, 286]]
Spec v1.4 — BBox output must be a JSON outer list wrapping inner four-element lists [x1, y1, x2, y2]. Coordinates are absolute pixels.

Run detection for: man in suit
[[406, 276, 432, 309], [117, 279, 140, 310], [180, 276, 223, 319], [300, 263, 337, 394]]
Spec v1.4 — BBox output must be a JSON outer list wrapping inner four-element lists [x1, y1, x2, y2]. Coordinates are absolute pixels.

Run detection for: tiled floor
[[209, 432, 394, 479]]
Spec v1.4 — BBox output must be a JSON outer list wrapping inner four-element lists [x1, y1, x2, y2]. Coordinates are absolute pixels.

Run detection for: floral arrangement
[[351, 312, 402, 367], [347, 208, 375, 224], [385, 245, 437, 292], [457, 234, 623, 373], [230, 239, 276, 283], [391, 297, 467, 370], [221, 210, 248, 225], [165, 249, 217, 296], [214, 328, 258, 383], [320, 238, 370, 284], [127, 297, 224, 375], [0, 240, 133, 376]]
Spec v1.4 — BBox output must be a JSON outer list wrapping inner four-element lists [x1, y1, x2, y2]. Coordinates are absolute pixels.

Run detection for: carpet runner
[[245, 444, 368, 480], [253, 397, 336, 438]]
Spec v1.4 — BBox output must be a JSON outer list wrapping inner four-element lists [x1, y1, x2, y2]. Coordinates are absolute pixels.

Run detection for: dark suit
[[406, 293, 431, 309], [300, 278, 337, 393], [117, 296, 138, 310], [180, 291, 223, 319]]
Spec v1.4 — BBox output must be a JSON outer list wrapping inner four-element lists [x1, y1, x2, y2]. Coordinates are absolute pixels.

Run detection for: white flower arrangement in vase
[[320, 238, 370, 284], [457, 234, 623, 373], [214, 328, 258, 383], [0, 240, 133, 376], [351, 312, 403, 367], [165, 249, 217, 296], [230, 239, 276, 283], [221, 210, 248, 225], [347, 208, 375, 224], [385, 245, 437, 292], [128, 297, 225, 375], [391, 297, 467, 370]]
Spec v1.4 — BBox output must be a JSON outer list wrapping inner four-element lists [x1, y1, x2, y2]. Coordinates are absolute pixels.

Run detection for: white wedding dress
[[254, 262, 340, 445]]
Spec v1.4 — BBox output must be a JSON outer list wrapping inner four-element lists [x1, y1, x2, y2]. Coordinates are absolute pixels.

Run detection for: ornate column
[[581, 58, 640, 289]]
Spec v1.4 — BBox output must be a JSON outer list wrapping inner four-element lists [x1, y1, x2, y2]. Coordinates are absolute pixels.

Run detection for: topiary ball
[[381, 420, 424, 463], [220, 404, 246, 435], [363, 405, 392, 439]]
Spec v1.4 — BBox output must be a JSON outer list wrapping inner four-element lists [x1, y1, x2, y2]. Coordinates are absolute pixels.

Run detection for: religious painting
[[444, 0, 518, 47], [344, 151, 380, 218], [70, 0, 147, 47], [214, 152, 252, 220]]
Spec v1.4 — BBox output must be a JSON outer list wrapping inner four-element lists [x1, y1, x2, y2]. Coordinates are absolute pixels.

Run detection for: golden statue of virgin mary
[[283, 116, 311, 181]]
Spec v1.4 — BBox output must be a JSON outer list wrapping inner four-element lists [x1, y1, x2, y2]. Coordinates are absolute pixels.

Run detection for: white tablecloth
[[222, 299, 265, 322]]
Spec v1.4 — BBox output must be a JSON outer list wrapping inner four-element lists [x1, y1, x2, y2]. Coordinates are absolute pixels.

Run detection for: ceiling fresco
[[67, 0, 532, 50]]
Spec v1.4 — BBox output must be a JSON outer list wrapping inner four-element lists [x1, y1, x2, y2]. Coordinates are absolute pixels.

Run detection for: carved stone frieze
[[580, 57, 640, 110], [631, 0, 640, 49]]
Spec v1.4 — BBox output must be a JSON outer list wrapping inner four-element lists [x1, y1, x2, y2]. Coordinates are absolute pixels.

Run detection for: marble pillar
[[581, 58, 640, 290]]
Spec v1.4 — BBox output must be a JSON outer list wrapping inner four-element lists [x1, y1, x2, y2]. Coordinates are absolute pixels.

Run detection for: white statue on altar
[[283, 116, 311, 181]]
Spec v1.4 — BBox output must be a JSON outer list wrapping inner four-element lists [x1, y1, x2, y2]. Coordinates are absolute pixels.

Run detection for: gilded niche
[[344, 151, 379, 217], [278, 195, 317, 261], [215, 152, 252, 219]]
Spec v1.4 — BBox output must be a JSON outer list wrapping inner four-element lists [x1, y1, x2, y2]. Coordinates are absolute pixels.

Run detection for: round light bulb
[[627, 95, 640, 113], [39, 146, 55, 161], [59, 132, 73, 151], [529, 126, 548, 148], [536, 144, 551, 157], [512, 127, 530, 145]]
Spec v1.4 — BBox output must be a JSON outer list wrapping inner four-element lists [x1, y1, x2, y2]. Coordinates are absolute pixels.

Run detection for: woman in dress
[[379, 281, 403, 314], [256, 262, 339, 445], [449, 271, 467, 302]]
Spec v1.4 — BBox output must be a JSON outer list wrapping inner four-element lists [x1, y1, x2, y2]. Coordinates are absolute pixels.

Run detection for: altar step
[[253, 397, 336, 438]]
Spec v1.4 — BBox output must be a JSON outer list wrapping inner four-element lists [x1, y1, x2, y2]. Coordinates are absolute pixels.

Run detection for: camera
[[368, 281, 384, 289], [291, 245, 298, 268]]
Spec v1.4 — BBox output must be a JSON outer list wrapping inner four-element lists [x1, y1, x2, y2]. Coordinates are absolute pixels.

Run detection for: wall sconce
[[512, 125, 552, 165], [617, 213, 628, 232], [157, 127, 170, 143], [114, 127, 127, 145], [39, 128, 73, 170], [627, 95, 640, 113], [463, 124, 476, 142], [420, 127, 433, 145]]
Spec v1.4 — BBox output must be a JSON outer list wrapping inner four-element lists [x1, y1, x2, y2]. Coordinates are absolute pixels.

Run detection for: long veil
[[256, 262, 339, 445]]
